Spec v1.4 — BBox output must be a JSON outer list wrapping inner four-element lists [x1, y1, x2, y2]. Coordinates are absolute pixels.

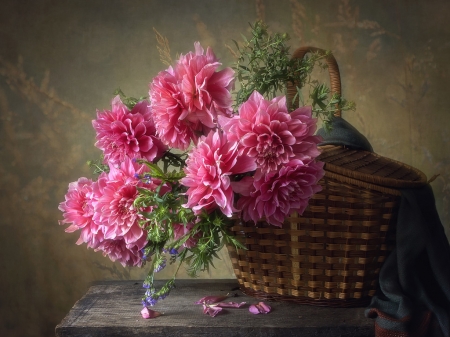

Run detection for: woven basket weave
[[226, 47, 427, 307]]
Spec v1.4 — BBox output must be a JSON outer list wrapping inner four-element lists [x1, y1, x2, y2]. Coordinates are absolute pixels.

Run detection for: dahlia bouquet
[[59, 22, 353, 312]]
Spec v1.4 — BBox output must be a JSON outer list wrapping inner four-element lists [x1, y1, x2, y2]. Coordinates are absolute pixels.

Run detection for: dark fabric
[[317, 116, 373, 152], [365, 185, 450, 337]]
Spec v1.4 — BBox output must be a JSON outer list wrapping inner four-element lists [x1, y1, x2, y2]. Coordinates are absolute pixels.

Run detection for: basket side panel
[[227, 174, 399, 307]]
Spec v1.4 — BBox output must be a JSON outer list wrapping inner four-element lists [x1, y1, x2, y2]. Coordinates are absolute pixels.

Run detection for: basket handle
[[287, 46, 342, 118]]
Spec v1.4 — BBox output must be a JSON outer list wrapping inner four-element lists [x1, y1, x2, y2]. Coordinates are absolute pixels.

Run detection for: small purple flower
[[154, 257, 166, 273], [143, 173, 152, 184], [144, 296, 158, 307], [142, 286, 158, 307], [169, 248, 178, 255]]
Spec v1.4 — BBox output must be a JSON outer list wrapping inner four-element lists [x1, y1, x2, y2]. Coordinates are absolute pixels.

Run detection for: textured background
[[1, 1, 450, 336]]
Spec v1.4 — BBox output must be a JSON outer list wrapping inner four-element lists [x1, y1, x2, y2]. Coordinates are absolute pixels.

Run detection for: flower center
[[257, 133, 282, 159]]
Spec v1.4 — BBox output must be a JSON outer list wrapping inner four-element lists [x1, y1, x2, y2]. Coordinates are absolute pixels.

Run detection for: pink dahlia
[[181, 130, 256, 217], [94, 234, 147, 267], [59, 175, 105, 249], [92, 96, 167, 165], [59, 177, 97, 233], [94, 182, 143, 241], [59, 160, 157, 266], [93, 157, 164, 245], [149, 42, 234, 150], [232, 159, 324, 227], [106, 154, 157, 188], [58, 178, 101, 247], [150, 69, 200, 150], [76, 173, 108, 249], [176, 42, 235, 124], [95, 159, 169, 236], [220, 91, 322, 174]]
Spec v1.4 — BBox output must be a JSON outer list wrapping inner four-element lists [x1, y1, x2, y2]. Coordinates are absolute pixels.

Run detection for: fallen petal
[[249, 304, 261, 314], [141, 307, 162, 319], [203, 304, 223, 317], [249, 302, 271, 314], [258, 302, 271, 313], [195, 295, 229, 305], [215, 302, 246, 308]]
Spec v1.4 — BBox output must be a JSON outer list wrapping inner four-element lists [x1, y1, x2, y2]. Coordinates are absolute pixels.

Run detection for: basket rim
[[324, 170, 402, 196], [319, 145, 427, 189]]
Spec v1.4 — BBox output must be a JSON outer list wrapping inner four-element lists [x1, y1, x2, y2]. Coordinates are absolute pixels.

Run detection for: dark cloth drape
[[365, 185, 450, 337]]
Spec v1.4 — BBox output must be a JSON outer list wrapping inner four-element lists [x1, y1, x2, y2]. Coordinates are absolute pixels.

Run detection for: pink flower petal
[[92, 96, 167, 164], [141, 307, 162, 319], [225, 91, 322, 174], [230, 176, 254, 197], [237, 160, 324, 227], [231, 154, 257, 174], [181, 130, 246, 217], [195, 295, 228, 305], [214, 302, 246, 308], [249, 304, 261, 315], [258, 302, 271, 313], [249, 302, 271, 314], [150, 42, 234, 149], [202, 305, 223, 317]]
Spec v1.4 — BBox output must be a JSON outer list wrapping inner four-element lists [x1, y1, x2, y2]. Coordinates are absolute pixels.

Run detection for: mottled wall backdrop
[[1, 0, 449, 336]]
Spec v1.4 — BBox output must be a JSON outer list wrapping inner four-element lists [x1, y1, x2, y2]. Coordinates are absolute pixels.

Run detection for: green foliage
[[182, 211, 245, 278], [86, 159, 109, 174], [134, 175, 189, 240], [133, 162, 244, 305], [233, 21, 356, 126], [233, 22, 310, 105], [113, 88, 147, 110]]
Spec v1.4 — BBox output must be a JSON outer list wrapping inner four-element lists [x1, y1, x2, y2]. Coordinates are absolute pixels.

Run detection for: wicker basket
[[226, 47, 427, 307]]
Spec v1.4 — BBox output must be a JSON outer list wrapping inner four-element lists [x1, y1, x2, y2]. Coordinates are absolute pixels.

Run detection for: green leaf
[[231, 39, 241, 52]]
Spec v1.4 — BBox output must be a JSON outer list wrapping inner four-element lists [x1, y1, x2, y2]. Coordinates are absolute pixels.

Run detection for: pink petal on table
[[203, 304, 223, 317], [258, 302, 271, 313], [249, 302, 271, 314], [141, 307, 162, 319], [249, 304, 261, 315], [195, 295, 229, 305], [215, 302, 246, 308]]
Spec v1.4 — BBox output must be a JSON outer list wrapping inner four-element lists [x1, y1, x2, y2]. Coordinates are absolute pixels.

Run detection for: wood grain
[[55, 279, 374, 337]]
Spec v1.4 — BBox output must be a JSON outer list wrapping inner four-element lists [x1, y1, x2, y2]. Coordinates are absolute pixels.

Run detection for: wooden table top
[[55, 279, 374, 337]]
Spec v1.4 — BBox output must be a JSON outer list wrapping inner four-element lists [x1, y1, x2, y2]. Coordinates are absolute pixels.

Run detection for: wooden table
[[55, 280, 374, 337]]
